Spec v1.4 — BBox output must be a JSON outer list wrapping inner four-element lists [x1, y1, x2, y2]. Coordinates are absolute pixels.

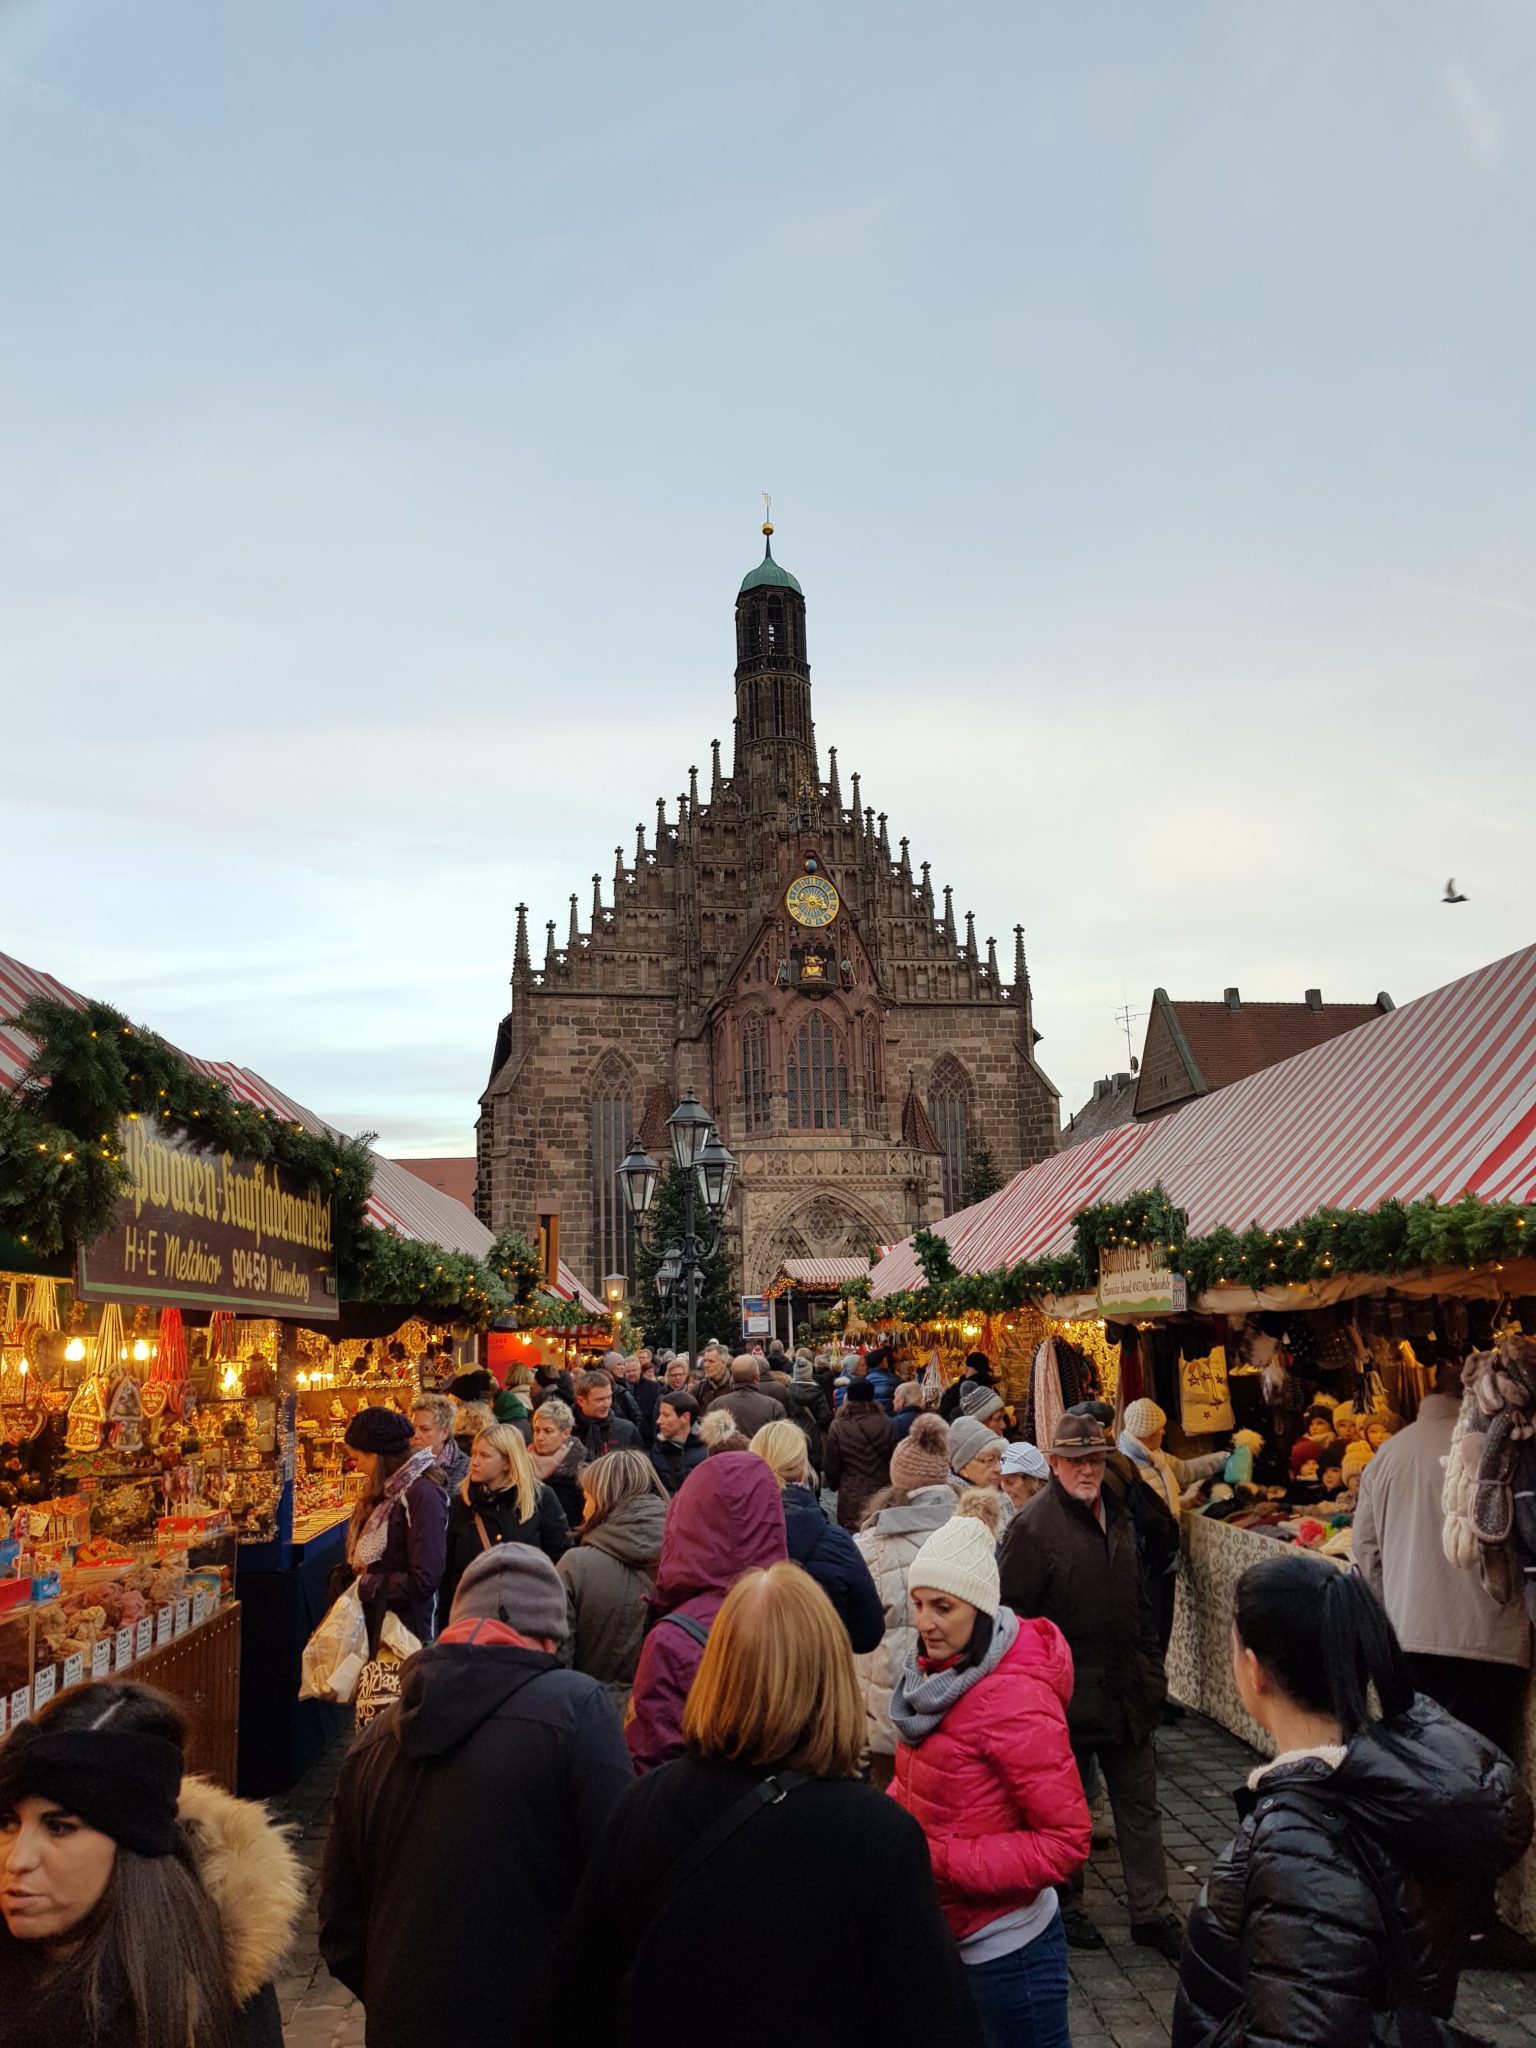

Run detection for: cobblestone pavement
[[272, 1712, 1531, 2046]]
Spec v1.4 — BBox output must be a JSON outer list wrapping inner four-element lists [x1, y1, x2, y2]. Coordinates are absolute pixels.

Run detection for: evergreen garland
[[0, 993, 513, 1325], [875, 1182, 1534, 1325]]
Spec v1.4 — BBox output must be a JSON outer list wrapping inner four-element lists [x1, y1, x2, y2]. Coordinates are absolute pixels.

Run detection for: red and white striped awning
[[545, 1262, 606, 1316], [871, 1123, 1152, 1295], [0, 949, 493, 1261], [871, 943, 1536, 1295], [776, 1256, 871, 1290]]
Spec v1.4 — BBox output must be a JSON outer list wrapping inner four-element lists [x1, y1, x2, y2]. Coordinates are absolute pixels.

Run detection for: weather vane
[[761, 489, 773, 537]]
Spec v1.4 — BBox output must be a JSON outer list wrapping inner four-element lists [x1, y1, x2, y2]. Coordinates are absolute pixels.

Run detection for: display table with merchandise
[[1168, 1510, 1536, 1939]]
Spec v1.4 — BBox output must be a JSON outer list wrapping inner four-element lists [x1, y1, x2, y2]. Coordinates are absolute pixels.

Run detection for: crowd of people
[[0, 1336, 1530, 2048]]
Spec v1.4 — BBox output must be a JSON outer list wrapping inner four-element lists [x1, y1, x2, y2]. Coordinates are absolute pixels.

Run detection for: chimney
[[1304, 988, 1322, 1010], [1377, 991, 1395, 1012], [1224, 987, 1241, 1011]]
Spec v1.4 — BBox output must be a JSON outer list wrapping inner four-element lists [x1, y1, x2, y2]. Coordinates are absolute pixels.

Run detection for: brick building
[[475, 522, 1060, 1294]]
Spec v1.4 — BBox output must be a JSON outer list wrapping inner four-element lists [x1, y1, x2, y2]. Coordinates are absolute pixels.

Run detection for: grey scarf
[[889, 1603, 1019, 1745]]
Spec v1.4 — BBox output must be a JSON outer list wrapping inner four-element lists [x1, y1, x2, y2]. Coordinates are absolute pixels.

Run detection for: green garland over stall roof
[[877, 1183, 1534, 1326], [0, 993, 528, 1326]]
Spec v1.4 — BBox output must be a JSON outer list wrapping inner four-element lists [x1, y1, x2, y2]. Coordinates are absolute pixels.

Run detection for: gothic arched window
[[928, 1058, 970, 1214], [742, 1017, 770, 1133], [787, 1016, 849, 1131], [589, 1056, 635, 1283]]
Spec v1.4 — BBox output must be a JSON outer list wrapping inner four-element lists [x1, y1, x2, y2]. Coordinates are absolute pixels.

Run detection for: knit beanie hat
[[948, 1415, 998, 1473], [1342, 1441, 1374, 1478], [890, 1413, 952, 1491], [1000, 1441, 1049, 1480], [846, 1379, 876, 1403], [1121, 1398, 1166, 1440], [343, 1406, 413, 1456], [450, 1545, 569, 1641], [959, 1385, 1004, 1425], [907, 1514, 999, 1615]]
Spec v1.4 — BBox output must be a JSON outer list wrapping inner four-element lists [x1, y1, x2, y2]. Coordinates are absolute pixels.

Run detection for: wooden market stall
[[870, 942, 1536, 1935]]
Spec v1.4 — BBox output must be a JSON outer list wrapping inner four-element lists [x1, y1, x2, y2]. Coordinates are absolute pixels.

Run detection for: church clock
[[785, 873, 839, 928]]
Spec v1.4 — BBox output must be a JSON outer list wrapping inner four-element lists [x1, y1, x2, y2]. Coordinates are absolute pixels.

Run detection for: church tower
[[732, 509, 817, 805], [476, 516, 1060, 1297]]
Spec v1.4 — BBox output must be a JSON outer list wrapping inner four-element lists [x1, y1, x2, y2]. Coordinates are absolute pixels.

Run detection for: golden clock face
[[786, 874, 839, 928]]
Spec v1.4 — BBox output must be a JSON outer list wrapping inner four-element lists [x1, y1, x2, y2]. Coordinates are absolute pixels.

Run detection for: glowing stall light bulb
[[132, 1338, 150, 1362], [17, 1357, 28, 1378], [220, 1365, 240, 1393], [65, 1337, 86, 1363]]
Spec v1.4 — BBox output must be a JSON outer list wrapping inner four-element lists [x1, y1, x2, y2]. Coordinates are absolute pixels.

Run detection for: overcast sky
[[4, 0, 1533, 1159]]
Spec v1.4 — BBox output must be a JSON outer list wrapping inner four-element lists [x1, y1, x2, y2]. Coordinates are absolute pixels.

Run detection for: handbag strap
[[473, 1512, 495, 1553], [649, 1770, 810, 1918]]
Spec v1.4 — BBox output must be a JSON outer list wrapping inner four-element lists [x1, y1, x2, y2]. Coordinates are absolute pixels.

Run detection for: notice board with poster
[[77, 1119, 338, 1320]]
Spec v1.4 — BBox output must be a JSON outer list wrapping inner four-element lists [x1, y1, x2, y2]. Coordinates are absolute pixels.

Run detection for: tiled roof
[[1063, 1072, 1138, 1149], [1138, 991, 1388, 1116]]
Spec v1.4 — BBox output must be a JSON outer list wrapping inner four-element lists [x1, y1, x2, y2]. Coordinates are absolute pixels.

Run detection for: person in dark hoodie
[[319, 1545, 632, 2048], [749, 1420, 883, 1653], [1172, 1551, 1533, 2048], [939, 1352, 994, 1423], [625, 1452, 787, 1773]]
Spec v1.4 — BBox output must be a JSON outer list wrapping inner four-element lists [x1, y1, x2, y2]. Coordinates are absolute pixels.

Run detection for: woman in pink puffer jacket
[[890, 1514, 1089, 2048]]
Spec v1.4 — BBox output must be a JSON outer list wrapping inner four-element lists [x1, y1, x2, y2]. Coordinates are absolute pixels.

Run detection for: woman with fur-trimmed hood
[[0, 1681, 302, 2048]]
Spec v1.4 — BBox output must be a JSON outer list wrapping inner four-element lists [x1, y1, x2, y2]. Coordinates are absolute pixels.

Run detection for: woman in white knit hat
[[890, 1515, 1089, 2048], [1118, 1398, 1226, 1520]]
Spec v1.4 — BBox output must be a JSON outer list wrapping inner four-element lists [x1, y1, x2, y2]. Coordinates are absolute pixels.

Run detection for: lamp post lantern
[[618, 1092, 734, 1368]]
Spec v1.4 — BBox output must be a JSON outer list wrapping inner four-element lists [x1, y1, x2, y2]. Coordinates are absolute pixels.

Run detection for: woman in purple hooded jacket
[[624, 1452, 786, 1773]]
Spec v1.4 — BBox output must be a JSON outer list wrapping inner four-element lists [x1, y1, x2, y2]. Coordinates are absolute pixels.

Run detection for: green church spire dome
[[739, 503, 803, 595]]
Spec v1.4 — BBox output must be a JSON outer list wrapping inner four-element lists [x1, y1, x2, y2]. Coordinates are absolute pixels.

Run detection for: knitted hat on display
[[1342, 1441, 1374, 1478], [1122, 1398, 1167, 1440], [907, 1514, 1000, 1615], [1000, 1441, 1050, 1480], [846, 1379, 877, 1403], [450, 1545, 569, 1641], [890, 1413, 952, 1491], [342, 1406, 413, 1456], [959, 1385, 1004, 1425], [948, 1415, 998, 1473]]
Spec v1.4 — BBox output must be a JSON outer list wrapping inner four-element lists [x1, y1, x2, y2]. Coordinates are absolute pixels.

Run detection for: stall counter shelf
[[1168, 1510, 1536, 1941]]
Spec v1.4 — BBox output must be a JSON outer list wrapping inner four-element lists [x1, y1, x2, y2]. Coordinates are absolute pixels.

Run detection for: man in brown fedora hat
[[998, 1413, 1183, 1960]]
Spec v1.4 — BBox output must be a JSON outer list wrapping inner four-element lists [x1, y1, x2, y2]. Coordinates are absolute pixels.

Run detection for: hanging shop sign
[[77, 1120, 338, 1320], [1097, 1245, 1187, 1318], [740, 1294, 771, 1339]]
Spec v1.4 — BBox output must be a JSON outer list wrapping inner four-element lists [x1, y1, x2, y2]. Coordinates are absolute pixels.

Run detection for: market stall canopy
[[545, 1262, 605, 1316], [765, 1255, 873, 1299], [0, 949, 491, 1261], [871, 942, 1536, 1294]]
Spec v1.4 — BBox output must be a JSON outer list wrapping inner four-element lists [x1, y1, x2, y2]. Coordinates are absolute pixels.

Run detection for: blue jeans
[[966, 1912, 1071, 2048]]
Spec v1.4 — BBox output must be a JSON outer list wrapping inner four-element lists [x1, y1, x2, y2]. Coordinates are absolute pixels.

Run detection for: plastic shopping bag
[[299, 1580, 368, 1703]]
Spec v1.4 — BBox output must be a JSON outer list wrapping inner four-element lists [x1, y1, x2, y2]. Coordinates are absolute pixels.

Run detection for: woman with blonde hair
[[749, 1421, 882, 1654], [543, 1564, 984, 2047], [556, 1450, 669, 1706], [440, 1423, 571, 1615]]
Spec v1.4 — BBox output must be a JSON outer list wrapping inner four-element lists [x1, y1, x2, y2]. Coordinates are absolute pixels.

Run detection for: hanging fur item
[[1442, 1334, 1536, 1605]]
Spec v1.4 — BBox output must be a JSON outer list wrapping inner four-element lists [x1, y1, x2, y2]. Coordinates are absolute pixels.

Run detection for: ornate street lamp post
[[617, 1088, 735, 1368]]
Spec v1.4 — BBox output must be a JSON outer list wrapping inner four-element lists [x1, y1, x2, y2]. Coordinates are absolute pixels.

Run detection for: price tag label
[[8, 1686, 28, 1729], [32, 1665, 56, 1712], [116, 1625, 135, 1670], [135, 1617, 153, 1658], [61, 1653, 84, 1691], [154, 1607, 173, 1648], [174, 1596, 190, 1639], [91, 1640, 112, 1680], [192, 1588, 209, 1627]]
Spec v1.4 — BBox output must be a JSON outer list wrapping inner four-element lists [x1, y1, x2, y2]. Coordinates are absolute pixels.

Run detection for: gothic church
[[475, 522, 1060, 1293]]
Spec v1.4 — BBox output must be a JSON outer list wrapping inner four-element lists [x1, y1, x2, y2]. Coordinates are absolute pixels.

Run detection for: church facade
[[475, 525, 1060, 1295]]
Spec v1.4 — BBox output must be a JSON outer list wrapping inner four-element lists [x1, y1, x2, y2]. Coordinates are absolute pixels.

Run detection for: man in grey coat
[[1354, 1363, 1533, 1964]]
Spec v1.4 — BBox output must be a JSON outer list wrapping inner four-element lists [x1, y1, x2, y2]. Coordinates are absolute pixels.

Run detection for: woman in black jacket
[[541, 1562, 984, 2048], [0, 1682, 301, 2048], [749, 1420, 884, 1654], [441, 1423, 572, 1617], [1173, 1552, 1533, 2048]]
